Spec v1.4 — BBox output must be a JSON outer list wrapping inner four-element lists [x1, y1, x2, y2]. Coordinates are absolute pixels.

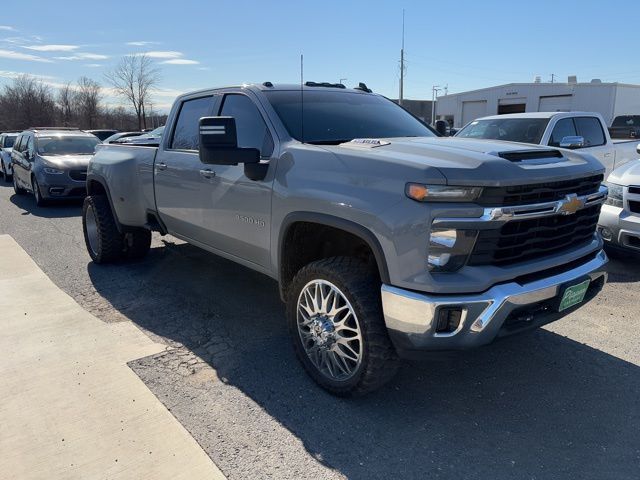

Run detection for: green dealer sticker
[[558, 279, 590, 312]]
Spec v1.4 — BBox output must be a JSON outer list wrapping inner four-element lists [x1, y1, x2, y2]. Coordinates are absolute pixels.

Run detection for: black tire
[[31, 176, 47, 207], [82, 195, 125, 264], [286, 256, 400, 396], [1, 162, 10, 183], [124, 228, 152, 260], [13, 173, 25, 194]]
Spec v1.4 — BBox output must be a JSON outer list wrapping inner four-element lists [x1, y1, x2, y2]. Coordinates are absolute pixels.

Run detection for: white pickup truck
[[455, 112, 638, 176]]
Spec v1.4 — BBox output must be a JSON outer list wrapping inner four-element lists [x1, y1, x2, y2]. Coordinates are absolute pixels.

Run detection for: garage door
[[538, 95, 572, 112], [461, 101, 487, 126]]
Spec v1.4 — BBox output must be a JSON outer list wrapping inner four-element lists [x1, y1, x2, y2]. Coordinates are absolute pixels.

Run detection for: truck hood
[[607, 159, 640, 186], [322, 137, 604, 186], [40, 154, 93, 169]]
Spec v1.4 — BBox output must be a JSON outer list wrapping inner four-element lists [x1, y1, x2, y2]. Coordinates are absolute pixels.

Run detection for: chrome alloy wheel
[[296, 280, 363, 381], [85, 204, 99, 256]]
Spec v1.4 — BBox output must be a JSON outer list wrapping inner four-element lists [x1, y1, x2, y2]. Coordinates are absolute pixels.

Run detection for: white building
[[436, 80, 640, 128]]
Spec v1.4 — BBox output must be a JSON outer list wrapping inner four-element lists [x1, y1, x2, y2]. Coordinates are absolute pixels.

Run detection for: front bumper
[[598, 204, 640, 252], [39, 172, 87, 199], [381, 250, 608, 358]]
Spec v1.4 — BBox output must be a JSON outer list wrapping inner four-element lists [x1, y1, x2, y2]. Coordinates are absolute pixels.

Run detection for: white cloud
[[84, 63, 103, 68], [54, 52, 109, 61], [0, 70, 56, 81], [197, 66, 211, 71], [145, 50, 183, 59], [0, 25, 15, 31], [126, 41, 158, 46], [24, 44, 79, 52], [161, 58, 199, 65], [0, 49, 53, 63]]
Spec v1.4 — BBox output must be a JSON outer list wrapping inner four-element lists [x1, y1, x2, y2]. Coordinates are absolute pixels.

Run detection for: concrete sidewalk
[[0, 235, 225, 480]]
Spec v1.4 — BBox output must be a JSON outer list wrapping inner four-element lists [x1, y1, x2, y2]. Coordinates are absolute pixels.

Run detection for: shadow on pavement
[[87, 239, 640, 479], [7, 187, 83, 218], [605, 251, 640, 283]]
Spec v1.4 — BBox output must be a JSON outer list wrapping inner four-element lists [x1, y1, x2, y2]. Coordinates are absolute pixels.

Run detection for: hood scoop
[[491, 149, 564, 164]]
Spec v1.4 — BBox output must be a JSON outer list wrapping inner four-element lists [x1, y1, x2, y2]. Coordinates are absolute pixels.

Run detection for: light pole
[[431, 85, 441, 125], [339, 78, 347, 85]]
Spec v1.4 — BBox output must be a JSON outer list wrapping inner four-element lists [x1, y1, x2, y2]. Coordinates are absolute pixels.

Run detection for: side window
[[549, 118, 576, 147], [219, 94, 274, 157], [575, 117, 605, 147], [26, 136, 34, 154], [170, 96, 214, 150], [14, 136, 24, 152]]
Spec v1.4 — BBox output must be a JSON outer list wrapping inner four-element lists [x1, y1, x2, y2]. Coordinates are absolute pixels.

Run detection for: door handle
[[199, 168, 216, 179], [156, 162, 167, 171]]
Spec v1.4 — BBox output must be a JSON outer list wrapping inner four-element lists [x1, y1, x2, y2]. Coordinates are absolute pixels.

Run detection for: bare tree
[[75, 76, 102, 129], [57, 81, 76, 127], [105, 54, 160, 130], [0, 75, 56, 130]]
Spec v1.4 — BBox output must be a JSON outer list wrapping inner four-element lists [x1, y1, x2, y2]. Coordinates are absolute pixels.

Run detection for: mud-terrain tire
[[83, 195, 124, 263], [286, 256, 400, 396]]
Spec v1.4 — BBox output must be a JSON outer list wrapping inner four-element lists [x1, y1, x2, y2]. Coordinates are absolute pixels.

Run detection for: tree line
[[0, 54, 167, 132]]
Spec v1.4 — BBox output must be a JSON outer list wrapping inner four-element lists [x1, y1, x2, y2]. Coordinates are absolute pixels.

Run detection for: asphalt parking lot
[[1, 181, 639, 480]]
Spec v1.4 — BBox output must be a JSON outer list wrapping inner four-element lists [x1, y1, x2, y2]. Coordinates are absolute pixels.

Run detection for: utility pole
[[550, 73, 555, 83], [399, 9, 405, 105], [431, 85, 441, 125]]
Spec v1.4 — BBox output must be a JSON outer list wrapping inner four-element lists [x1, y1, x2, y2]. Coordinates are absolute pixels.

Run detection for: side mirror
[[434, 120, 448, 136], [636, 143, 640, 155], [559, 136, 585, 149], [198, 116, 260, 166]]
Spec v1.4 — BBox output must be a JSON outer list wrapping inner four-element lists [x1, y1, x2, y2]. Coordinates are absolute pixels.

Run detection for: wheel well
[[279, 221, 382, 301], [87, 179, 107, 196]]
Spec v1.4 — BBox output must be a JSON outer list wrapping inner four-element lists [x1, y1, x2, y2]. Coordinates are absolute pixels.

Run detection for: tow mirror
[[198, 117, 260, 166], [559, 136, 585, 149]]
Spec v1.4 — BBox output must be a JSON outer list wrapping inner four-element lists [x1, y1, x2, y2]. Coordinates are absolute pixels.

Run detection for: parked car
[[83, 82, 608, 396], [102, 131, 144, 144], [598, 149, 640, 255], [85, 129, 119, 141], [11, 128, 100, 206], [0, 131, 19, 181], [609, 115, 640, 139], [117, 126, 164, 145], [455, 112, 638, 176]]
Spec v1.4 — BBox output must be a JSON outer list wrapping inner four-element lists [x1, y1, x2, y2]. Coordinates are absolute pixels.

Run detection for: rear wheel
[[13, 173, 25, 194], [83, 195, 125, 263], [286, 256, 400, 396]]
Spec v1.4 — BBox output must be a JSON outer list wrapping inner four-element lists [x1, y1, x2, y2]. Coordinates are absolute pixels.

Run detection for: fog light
[[599, 227, 613, 241], [435, 307, 463, 334]]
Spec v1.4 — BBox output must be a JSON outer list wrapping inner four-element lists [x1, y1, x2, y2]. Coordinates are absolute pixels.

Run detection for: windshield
[[456, 118, 549, 144], [265, 91, 435, 144], [143, 126, 164, 137], [36, 136, 100, 155], [612, 116, 640, 127], [3, 134, 17, 148]]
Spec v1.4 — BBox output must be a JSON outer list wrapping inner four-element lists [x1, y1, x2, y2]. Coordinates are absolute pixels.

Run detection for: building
[[391, 99, 434, 124], [435, 79, 640, 128]]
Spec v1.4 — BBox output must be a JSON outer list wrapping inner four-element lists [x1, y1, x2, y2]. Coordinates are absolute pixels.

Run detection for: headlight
[[44, 167, 64, 175], [428, 228, 478, 272], [406, 184, 482, 202], [604, 182, 623, 208]]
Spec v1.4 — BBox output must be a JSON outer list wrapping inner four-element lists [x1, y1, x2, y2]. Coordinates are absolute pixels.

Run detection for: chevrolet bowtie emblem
[[557, 194, 584, 215]]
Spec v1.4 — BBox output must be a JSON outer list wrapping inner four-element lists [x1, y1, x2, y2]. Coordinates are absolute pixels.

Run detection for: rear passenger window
[[575, 117, 605, 147], [13, 136, 23, 152], [220, 94, 274, 157], [549, 118, 576, 147], [171, 96, 214, 150]]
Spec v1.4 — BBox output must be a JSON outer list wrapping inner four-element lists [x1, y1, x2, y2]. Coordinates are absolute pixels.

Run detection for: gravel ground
[[1, 180, 639, 480]]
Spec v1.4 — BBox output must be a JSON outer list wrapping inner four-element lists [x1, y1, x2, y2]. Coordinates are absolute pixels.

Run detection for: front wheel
[[32, 176, 47, 206], [286, 256, 400, 396], [2, 162, 10, 182], [83, 195, 125, 263]]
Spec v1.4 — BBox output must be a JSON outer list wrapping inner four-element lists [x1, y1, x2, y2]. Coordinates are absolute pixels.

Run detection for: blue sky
[[0, 0, 635, 111]]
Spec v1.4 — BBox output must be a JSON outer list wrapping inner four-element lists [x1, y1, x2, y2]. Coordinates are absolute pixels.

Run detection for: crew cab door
[[154, 94, 217, 243], [202, 92, 275, 268], [547, 116, 613, 172]]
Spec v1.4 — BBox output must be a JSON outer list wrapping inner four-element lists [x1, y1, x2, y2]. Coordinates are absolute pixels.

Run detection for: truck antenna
[[300, 54, 305, 144]]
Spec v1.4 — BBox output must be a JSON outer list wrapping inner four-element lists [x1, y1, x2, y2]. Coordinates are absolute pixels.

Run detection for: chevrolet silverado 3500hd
[[83, 83, 609, 395]]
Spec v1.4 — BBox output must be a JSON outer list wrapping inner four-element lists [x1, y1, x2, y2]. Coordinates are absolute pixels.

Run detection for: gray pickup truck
[[84, 82, 609, 396]]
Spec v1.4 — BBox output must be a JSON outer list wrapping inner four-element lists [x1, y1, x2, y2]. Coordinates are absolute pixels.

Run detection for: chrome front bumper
[[381, 250, 608, 357], [598, 204, 640, 252]]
